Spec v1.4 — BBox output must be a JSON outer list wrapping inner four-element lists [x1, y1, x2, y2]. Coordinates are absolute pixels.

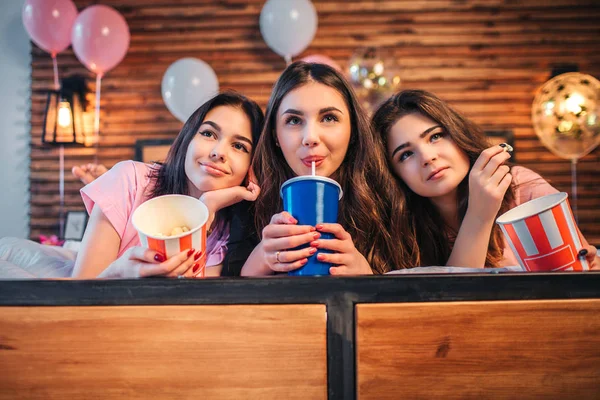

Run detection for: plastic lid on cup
[[280, 175, 343, 200]]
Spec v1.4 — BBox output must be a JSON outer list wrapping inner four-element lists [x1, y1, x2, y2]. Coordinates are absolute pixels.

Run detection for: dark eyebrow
[[391, 125, 442, 158], [281, 107, 344, 116], [201, 121, 252, 147], [281, 108, 303, 116], [200, 121, 221, 131], [233, 134, 253, 147], [320, 107, 343, 114]]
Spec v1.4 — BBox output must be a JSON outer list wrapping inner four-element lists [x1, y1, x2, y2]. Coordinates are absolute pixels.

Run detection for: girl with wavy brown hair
[[372, 89, 598, 269], [241, 62, 405, 275]]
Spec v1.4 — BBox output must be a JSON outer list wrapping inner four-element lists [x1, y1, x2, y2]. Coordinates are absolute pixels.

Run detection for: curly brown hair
[[372, 89, 515, 268], [252, 61, 406, 274]]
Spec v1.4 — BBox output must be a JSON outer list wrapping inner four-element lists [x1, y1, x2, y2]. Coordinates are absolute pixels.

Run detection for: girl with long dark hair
[[72, 91, 264, 278]]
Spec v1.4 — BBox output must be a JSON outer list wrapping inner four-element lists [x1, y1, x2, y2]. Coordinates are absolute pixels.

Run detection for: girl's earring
[[275, 140, 280, 147]]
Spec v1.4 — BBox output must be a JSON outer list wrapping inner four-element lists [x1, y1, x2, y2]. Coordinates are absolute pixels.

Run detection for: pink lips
[[200, 162, 228, 176], [302, 156, 325, 168], [427, 167, 449, 181]]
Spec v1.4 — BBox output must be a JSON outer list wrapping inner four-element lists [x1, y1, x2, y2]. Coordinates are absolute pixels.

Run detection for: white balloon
[[161, 58, 219, 122], [260, 0, 318, 60]]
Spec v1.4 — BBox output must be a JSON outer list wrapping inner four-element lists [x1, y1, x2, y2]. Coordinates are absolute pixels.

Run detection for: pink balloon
[[71, 5, 130, 76], [22, 0, 78, 55], [300, 54, 342, 73]]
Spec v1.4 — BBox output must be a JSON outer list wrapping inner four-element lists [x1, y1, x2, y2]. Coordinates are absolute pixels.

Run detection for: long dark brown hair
[[253, 61, 406, 274], [372, 89, 515, 268], [148, 91, 264, 237]]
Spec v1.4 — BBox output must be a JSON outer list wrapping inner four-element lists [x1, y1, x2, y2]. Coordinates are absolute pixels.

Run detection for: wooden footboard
[[0, 305, 327, 399]]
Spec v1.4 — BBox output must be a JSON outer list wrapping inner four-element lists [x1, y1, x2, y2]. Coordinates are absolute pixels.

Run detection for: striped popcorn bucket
[[496, 192, 589, 272], [132, 194, 209, 277]]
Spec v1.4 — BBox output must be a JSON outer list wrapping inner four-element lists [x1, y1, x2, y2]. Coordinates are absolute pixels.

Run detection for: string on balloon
[[22, 0, 79, 240], [70, 4, 131, 167], [51, 52, 65, 239], [94, 73, 103, 165], [571, 158, 578, 222]]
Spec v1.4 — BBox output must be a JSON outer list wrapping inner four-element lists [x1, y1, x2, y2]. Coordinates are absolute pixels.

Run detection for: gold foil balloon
[[348, 47, 401, 114], [532, 72, 600, 160]]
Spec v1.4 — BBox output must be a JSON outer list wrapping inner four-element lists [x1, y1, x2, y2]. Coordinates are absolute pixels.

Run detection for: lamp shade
[[43, 76, 87, 146]]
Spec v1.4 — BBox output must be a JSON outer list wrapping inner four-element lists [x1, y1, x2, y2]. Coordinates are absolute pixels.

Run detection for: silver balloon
[[259, 0, 317, 63], [161, 58, 219, 123], [348, 47, 401, 114], [532, 72, 600, 160]]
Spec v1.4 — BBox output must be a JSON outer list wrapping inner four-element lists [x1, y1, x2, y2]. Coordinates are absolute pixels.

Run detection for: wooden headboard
[[27, 1, 600, 244]]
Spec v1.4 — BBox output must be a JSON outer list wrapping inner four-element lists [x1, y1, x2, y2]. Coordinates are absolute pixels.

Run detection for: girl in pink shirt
[[371, 89, 598, 270], [72, 91, 264, 278]]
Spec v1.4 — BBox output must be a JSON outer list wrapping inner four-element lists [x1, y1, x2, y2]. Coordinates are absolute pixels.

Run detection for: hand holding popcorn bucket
[[132, 195, 210, 277], [496, 192, 590, 272]]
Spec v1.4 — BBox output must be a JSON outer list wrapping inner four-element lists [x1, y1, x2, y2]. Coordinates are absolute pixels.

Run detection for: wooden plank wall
[[29, 0, 600, 245]]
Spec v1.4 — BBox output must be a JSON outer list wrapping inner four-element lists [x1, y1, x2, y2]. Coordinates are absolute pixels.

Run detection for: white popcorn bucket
[[132, 194, 209, 277], [496, 192, 589, 272]]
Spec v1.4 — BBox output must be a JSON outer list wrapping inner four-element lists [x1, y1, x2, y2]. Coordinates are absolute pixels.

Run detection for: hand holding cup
[[99, 246, 202, 278], [311, 223, 373, 275], [579, 245, 600, 270], [260, 211, 320, 273]]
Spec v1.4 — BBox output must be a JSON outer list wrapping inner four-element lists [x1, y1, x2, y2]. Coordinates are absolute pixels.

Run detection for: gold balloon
[[348, 47, 401, 114], [532, 72, 600, 160]]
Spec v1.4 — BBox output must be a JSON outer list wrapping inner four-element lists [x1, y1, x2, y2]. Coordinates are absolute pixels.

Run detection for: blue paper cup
[[280, 176, 343, 276]]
